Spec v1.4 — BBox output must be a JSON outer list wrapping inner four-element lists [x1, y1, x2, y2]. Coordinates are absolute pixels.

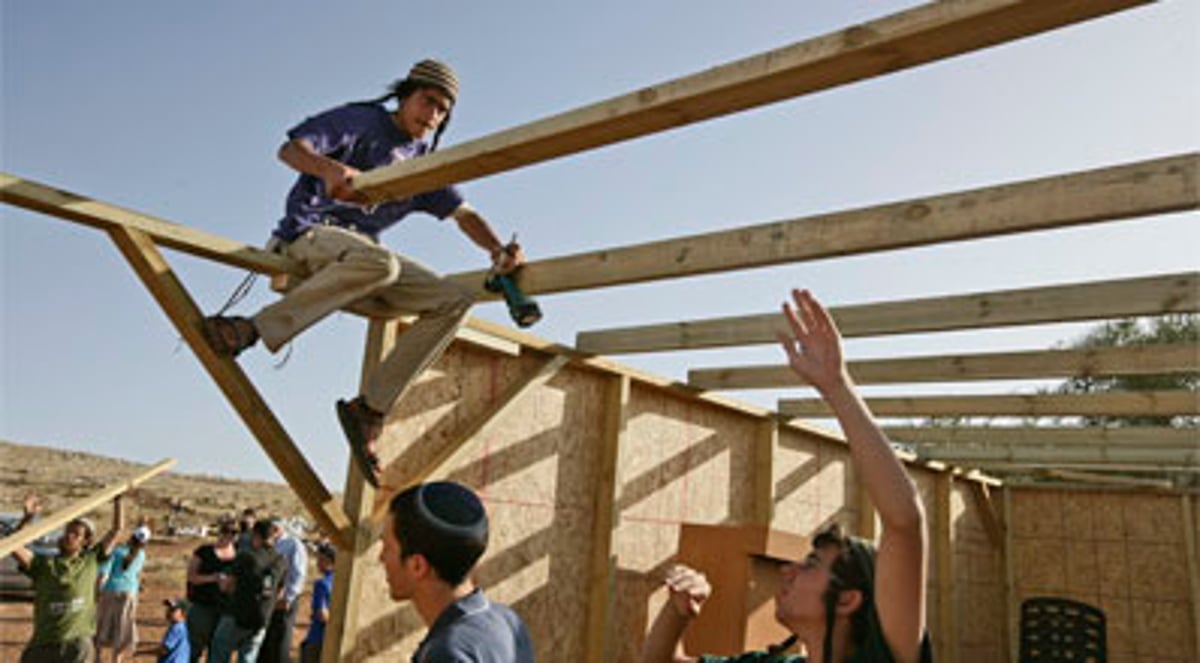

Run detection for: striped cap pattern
[[407, 59, 459, 104]]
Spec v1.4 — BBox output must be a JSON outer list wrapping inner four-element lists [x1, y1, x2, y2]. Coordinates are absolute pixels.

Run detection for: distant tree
[[1054, 313, 1199, 428]]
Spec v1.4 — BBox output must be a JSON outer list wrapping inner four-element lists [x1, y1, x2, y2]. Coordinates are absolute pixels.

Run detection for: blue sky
[[2, 1, 1197, 486]]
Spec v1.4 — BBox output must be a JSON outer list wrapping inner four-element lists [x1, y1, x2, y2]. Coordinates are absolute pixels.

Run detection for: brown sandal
[[336, 397, 384, 487], [201, 316, 259, 357]]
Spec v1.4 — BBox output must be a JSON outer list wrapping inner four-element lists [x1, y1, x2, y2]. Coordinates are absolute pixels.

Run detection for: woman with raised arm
[[640, 289, 932, 663]]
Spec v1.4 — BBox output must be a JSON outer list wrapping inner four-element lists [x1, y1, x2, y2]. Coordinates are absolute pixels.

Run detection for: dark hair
[[316, 543, 336, 563], [364, 79, 453, 151], [388, 482, 488, 586], [252, 520, 273, 541], [812, 523, 876, 663]]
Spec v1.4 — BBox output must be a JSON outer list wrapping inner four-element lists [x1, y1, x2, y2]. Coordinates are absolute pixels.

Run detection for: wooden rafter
[[107, 226, 352, 546], [354, 0, 1154, 202], [471, 153, 1196, 301], [913, 445, 1198, 466], [691, 344, 1199, 390], [779, 390, 1200, 418], [0, 459, 175, 558], [579, 270, 1200, 354], [1034, 468, 1175, 489], [889, 425, 1198, 447]]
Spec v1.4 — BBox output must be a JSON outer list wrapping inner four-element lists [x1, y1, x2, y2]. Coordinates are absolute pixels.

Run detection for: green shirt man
[[23, 547, 106, 645]]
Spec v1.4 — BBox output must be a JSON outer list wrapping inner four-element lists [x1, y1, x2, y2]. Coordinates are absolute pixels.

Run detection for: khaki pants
[[254, 225, 474, 412]]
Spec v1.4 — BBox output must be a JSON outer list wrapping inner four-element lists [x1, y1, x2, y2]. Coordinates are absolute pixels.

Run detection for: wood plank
[[584, 375, 629, 663], [372, 354, 571, 519], [579, 271, 1200, 354], [107, 227, 352, 546], [969, 482, 1004, 550], [753, 419, 777, 528], [691, 344, 1200, 389], [1, 173, 292, 275], [0, 459, 175, 558], [322, 320, 395, 663], [354, 0, 1153, 202], [1003, 487, 1018, 663], [1183, 495, 1200, 659], [779, 390, 1200, 418], [889, 425, 1200, 447], [935, 472, 957, 663], [914, 446, 1199, 466], [968, 461, 1200, 474], [1035, 468, 1174, 489]]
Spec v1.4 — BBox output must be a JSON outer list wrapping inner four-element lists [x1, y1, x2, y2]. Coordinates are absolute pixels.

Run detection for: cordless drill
[[484, 237, 542, 328]]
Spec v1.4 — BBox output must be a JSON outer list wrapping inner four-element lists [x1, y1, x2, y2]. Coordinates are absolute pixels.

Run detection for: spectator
[[94, 525, 150, 663], [10, 493, 126, 663], [155, 599, 191, 663], [258, 518, 308, 663], [209, 521, 286, 663], [185, 519, 238, 661], [236, 509, 258, 555], [299, 545, 335, 663]]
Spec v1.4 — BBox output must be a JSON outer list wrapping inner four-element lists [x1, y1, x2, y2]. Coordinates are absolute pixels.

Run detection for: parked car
[[0, 513, 60, 601]]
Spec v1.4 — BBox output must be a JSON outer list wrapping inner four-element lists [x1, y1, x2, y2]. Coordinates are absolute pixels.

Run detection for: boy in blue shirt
[[157, 599, 191, 663], [300, 544, 335, 663]]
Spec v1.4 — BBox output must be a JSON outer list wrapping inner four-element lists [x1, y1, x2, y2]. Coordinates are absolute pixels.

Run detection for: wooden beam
[[372, 354, 571, 518], [968, 481, 1004, 549], [322, 320, 395, 663], [1, 173, 291, 275], [935, 472, 957, 663], [0, 459, 175, 558], [584, 375, 629, 663], [889, 425, 1200, 447], [914, 445, 1199, 466], [579, 270, 1200, 354], [1183, 495, 1200, 659], [1035, 468, 1175, 490], [753, 419, 777, 528], [857, 482, 877, 542], [780, 390, 1200, 418], [966, 461, 1200, 474], [107, 227, 352, 546], [1003, 486, 1018, 663], [354, 0, 1154, 202], [692, 344, 1200, 389]]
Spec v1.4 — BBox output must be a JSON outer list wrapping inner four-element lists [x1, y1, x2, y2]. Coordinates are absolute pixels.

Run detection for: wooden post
[[584, 374, 629, 663], [1003, 486, 1018, 663], [857, 483, 877, 542], [321, 320, 395, 663], [106, 226, 352, 546], [1182, 494, 1200, 660], [752, 419, 777, 528], [0, 459, 175, 557], [935, 472, 957, 662]]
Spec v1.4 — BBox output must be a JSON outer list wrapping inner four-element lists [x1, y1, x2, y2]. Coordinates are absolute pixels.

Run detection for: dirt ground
[[1, 536, 317, 662]]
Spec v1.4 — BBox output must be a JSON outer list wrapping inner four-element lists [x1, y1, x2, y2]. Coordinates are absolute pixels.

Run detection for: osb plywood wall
[[1007, 488, 1200, 663], [343, 341, 1011, 661]]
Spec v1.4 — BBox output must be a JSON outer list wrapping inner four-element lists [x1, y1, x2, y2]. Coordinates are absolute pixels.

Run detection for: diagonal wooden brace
[[107, 226, 352, 548]]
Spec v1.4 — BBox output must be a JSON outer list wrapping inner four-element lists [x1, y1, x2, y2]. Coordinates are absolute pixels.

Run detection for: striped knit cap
[[406, 59, 459, 105]]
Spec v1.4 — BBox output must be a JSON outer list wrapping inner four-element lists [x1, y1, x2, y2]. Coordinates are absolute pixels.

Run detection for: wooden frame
[[3, 1, 1194, 658]]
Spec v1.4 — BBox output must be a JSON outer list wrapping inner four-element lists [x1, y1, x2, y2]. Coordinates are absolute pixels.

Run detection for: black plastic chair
[[1019, 597, 1106, 662]]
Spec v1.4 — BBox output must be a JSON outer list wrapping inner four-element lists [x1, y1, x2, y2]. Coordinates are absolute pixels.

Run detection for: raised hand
[[22, 494, 42, 518], [777, 289, 849, 395], [664, 564, 712, 619]]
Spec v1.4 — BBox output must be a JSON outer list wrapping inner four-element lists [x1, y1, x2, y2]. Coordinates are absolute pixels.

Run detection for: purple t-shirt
[[273, 103, 464, 242]]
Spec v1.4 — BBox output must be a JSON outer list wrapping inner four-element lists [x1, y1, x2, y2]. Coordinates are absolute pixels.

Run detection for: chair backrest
[[1019, 597, 1106, 663]]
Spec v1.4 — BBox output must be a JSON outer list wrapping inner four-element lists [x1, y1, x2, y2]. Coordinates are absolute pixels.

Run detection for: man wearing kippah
[[201, 59, 526, 487], [380, 481, 534, 662]]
